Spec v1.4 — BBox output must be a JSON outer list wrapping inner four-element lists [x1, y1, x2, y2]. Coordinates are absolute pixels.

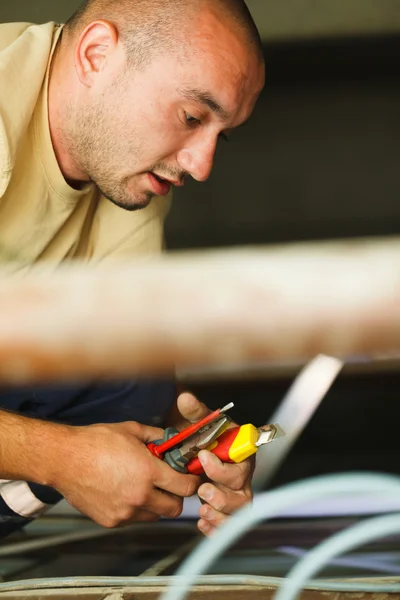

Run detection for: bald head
[[65, 0, 264, 69], [50, 0, 264, 212]]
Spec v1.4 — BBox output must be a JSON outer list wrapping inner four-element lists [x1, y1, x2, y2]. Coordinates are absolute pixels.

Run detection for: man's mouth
[[152, 173, 183, 187], [152, 173, 168, 184], [148, 173, 174, 196]]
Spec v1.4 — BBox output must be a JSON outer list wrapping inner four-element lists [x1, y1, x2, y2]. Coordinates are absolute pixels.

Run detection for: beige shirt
[[0, 22, 171, 272]]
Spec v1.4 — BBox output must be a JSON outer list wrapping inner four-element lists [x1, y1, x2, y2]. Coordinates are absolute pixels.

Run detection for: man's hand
[[172, 392, 254, 536], [196, 451, 254, 536], [53, 420, 200, 528]]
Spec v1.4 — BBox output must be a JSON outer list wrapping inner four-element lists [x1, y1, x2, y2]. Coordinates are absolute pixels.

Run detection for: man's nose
[[177, 137, 217, 182]]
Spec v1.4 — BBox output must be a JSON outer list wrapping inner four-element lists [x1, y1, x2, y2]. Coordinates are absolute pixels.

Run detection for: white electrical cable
[[160, 472, 400, 600], [274, 513, 400, 600], [278, 546, 400, 576]]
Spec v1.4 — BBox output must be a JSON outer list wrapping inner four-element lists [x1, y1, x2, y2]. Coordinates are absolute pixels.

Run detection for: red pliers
[[147, 403, 283, 475]]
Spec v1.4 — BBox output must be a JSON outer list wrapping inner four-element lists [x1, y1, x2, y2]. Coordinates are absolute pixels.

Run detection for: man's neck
[[47, 35, 90, 187]]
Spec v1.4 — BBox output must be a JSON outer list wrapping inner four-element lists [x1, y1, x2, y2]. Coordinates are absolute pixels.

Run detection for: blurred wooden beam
[[1, 237, 400, 385]]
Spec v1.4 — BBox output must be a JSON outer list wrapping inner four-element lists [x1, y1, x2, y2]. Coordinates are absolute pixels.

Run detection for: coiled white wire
[[160, 472, 400, 600], [275, 512, 400, 600]]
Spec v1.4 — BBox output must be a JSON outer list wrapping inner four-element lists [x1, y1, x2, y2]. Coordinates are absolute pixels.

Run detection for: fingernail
[[199, 450, 221, 468], [198, 519, 210, 534], [198, 451, 208, 467], [199, 485, 214, 502]]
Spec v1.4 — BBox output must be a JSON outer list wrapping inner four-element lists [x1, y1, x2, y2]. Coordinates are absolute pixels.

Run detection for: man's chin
[[98, 188, 154, 212]]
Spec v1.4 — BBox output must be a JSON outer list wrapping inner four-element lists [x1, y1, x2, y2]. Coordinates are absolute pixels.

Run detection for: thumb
[[124, 421, 164, 443], [177, 392, 211, 424]]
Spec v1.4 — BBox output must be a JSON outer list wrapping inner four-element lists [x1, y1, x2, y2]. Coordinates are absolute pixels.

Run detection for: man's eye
[[185, 112, 201, 126]]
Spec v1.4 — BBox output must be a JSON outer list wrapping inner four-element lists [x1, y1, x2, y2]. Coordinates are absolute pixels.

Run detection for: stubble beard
[[91, 177, 154, 212], [64, 101, 152, 212]]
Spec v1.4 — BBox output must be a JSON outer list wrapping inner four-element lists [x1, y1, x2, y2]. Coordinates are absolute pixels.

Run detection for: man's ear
[[74, 20, 119, 87]]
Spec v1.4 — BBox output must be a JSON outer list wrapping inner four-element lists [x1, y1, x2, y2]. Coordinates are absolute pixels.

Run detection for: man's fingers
[[145, 489, 185, 519], [177, 392, 210, 424], [119, 509, 160, 527], [197, 450, 251, 490], [198, 504, 230, 530], [197, 518, 216, 537], [198, 482, 251, 514], [131, 509, 159, 523], [126, 421, 165, 444], [153, 459, 200, 498]]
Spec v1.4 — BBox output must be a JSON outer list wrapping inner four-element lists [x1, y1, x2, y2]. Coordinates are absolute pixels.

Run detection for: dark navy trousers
[[0, 379, 176, 538]]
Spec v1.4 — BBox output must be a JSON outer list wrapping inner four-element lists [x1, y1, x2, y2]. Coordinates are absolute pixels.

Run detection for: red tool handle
[[147, 407, 228, 459], [187, 426, 240, 475]]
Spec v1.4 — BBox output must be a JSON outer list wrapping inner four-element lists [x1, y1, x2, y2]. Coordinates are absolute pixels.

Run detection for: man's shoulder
[[0, 21, 56, 53], [0, 22, 32, 52], [0, 22, 59, 198]]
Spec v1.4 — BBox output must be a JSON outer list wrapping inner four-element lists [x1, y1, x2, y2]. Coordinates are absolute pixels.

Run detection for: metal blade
[[252, 354, 343, 490], [178, 415, 230, 460], [255, 424, 286, 447]]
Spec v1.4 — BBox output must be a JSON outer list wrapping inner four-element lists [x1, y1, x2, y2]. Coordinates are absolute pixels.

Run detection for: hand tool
[[148, 400, 284, 475], [147, 402, 235, 472], [148, 354, 342, 478], [186, 422, 285, 475], [252, 354, 344, 490]]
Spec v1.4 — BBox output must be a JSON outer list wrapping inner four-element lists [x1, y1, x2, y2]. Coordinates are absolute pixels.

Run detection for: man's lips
[[147, 172, 185, 196], [147, 173, 170, 196], [151, 172, 184, 187]]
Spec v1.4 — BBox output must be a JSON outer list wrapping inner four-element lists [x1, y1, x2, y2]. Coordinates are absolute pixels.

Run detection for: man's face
[[70, 11, 265, 210]]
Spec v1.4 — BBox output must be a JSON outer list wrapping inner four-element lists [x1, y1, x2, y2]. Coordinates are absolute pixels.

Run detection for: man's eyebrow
[[178, 87, 229, 120]]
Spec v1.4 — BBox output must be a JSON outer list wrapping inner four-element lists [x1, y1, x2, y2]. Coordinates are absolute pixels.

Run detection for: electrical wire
[[0, 522, 157, 556], [1, 574, 400, 594], [160, 472, 400, 600], [278, 546, 400, 576], [275, 513, 400, 600]]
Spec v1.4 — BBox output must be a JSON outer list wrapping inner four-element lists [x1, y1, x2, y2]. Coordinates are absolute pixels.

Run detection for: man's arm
[[0, 410, 67, 484], [0, 410, 199, 527]]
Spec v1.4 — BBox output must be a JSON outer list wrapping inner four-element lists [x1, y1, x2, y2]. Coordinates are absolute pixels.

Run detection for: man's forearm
[[0, 410, 72, 486]]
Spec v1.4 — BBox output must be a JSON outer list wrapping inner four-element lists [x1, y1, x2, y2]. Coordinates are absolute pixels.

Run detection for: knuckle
[[102, 515, 122, 529], [243, 495, 252, 507], [242, 461, 253, 477], [213, 497, 227, 512], [101, 519, 114, 529], [229, 478, 244, 492], [119, 506, 135, 522], [168, 499, 184, 519], [129, 420, 141, 435], [236, 493, 252, 510], [135, 487, 151, 507], [176, 475, 197, 498], [186, 478, 199, 497], [245, 486, 254, 501], [148, 513, 160, 523]]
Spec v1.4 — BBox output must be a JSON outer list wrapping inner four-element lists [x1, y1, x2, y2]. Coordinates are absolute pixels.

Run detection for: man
[[0, 0, 265, 538]]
